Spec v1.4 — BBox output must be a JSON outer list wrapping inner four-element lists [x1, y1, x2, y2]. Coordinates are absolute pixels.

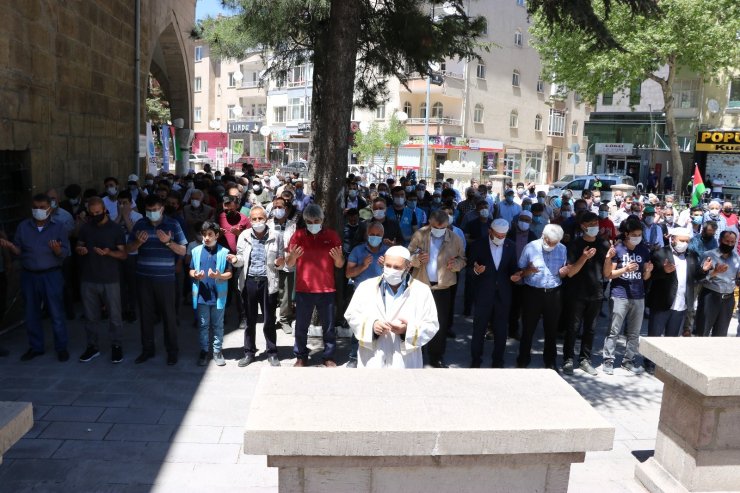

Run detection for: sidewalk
[[0, 296, 736, 492]]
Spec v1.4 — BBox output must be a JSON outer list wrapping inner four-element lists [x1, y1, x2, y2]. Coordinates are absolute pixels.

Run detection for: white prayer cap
[[669, 227, 691, 237], [491, 218, 509, 233], [518, 210, 533, 219], [386, 245, 411, 261], [128, 174, 139, 182]]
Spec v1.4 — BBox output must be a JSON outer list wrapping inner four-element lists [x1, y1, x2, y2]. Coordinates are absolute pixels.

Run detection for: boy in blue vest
[[190, 221, 233, 366]]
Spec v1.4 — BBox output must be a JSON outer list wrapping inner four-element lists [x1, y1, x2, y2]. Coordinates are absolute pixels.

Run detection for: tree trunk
[[309, 0, 363, 233], [661, 56, 685, 200]]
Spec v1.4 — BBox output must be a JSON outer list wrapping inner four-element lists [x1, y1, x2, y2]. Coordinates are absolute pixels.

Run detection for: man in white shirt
[[712, 173, 725, 199]]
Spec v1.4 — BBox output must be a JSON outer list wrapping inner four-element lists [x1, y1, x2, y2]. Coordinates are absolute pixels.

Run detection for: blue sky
[[196, 0, 233, 20]]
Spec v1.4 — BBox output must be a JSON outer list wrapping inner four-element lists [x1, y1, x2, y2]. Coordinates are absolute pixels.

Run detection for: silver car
[[547, 174, 635, 205]]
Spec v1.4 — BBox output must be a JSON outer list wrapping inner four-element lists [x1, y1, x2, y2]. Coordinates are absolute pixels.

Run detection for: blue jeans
[[197, 303, 225, 352], [294, 292, 335, 360], [648, 309, 685, 338], [22, 269, 68, 352]]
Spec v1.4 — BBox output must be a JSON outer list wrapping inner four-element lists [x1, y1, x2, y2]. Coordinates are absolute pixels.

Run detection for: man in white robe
[[344, 246, 439, 368]]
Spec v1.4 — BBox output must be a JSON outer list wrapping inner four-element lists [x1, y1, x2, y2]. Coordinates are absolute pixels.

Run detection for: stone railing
[[0, 401, 33, 465]]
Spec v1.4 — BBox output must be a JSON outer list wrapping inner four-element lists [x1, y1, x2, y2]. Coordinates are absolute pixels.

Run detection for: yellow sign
[[697, 131, 740, 153]]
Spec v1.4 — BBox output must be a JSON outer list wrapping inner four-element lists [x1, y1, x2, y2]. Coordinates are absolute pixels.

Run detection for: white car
[[189, 153, 211, 167]]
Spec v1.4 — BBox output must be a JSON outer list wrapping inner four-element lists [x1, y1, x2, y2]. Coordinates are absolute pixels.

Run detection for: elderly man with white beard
[[344, 246, 439, 368]]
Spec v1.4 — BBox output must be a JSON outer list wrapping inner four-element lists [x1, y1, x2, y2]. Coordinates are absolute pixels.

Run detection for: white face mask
[[273, 208, 286, 219], [32, 208, 50, 221], [585, 226, 599, 237], [394, 197, 405, 206], [107, 186, 117, 196], [431, 227, 446, 238], [191, 199, 201, 208], [518, 221, 530, 231], [491, 236, 505, 246], [373, 209, 386, 220], [307, 223, 322, 234], [673, 240, 688, 253], [448, 215, 455, 225], [252, 222, 266, 233], [479, 209, 490, 218], [383, 266, 405, 286], [542, 241, 556, 252], [628, 235, 642, 246]]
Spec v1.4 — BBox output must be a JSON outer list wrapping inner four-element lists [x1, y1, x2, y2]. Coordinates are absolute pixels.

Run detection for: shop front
[[400, 136, 503, 181], [268, 125, 310, 166], [695, 130, 740, 199], [227, 120, 267, 165]]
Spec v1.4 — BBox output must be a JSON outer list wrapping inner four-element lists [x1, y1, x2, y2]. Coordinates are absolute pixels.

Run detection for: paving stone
[[72, 393, 134, 407], [22, 420, 50, 439], [105, 423, 176, 442], [0, 458, 72, 481], [97, 407, 165, 424], [163, 443, 241, 464], [16, 390, 80, 406], [4, 438, 63, 459], [219, 426, 245, 444], [39, 421, 112, 441], [44, 405, 105, 422], [52, 440, 170, 463], [170, 425, 223, 444]]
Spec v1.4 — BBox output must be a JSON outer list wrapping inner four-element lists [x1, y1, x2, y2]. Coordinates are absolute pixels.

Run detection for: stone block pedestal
[[636, 338, 740, 492], [244, 369, 615, 493], [0, 401, 33, 465]]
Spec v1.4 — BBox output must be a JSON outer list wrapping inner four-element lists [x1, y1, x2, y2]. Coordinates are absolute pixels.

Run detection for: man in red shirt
[[286, 204, 345, 367], [597, 203, 616, 242], [218, 195, 251, 328], [721, 201, 738, 228]]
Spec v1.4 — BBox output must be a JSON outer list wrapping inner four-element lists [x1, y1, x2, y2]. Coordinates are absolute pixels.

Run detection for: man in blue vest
[[389, 186, 424, 246]]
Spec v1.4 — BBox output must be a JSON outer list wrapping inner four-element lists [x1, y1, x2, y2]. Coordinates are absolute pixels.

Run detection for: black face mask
[[227, 210, 240, 221], [724, 208, 733, 214], [164, 205, 177, 215], [719, 243, 734, 254], [90, 213, 106, 224], [702, 234, 714, 241]]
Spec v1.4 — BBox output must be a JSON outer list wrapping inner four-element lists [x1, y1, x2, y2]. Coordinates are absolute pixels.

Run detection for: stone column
[[0, 401, 33, 465], [636, 338, 740, 492], [244, 368, 615, 493]]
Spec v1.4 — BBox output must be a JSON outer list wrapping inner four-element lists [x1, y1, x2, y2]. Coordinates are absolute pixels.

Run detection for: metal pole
[[134, 0, 141, 175], [422, 75, 431, 182]]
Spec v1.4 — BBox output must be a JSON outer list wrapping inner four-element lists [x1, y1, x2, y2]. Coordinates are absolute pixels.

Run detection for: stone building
[[0, 0, 196, 234]]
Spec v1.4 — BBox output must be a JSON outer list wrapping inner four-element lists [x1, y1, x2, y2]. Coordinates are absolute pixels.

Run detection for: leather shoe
[[20, 348, 45, 361], [238, 353, 256, 367], [267, 354, 280, 367], [167, 354, 178, 366], [323, 359, 337, 368], [135, 352, 155, 364], [57, 350, 70, 362], [293, 358, 307, 367]]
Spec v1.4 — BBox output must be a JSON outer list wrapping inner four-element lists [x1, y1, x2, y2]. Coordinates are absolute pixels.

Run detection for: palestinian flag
[[691, 164, 706, 206]]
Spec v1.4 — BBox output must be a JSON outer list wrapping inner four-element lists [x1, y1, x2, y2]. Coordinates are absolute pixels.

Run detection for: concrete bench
[[0, 401, 33, 465], [636, 338, 740, 492], [244, 368, 615, 493]]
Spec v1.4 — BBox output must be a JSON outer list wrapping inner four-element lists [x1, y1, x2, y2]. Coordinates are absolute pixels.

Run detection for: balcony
[[404, 117, 463, 137], [406, 76, 464, 99]]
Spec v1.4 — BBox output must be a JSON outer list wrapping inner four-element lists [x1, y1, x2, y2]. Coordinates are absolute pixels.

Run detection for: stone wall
[[0, 0, 195, 198]]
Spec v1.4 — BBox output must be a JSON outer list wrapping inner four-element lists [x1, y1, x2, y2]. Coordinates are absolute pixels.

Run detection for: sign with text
[[595, 143, 634, 155], [696, 131, 740, 153]]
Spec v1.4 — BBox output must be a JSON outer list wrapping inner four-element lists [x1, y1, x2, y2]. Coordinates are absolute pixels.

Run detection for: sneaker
[[484, 331, 494, 341], [79, 346, 100, 363], [20, 348, 45, 361], [167, 353, 178, 366], [238, 353, 255, 367], [645, 363, 656, 375], [579, 360, 598, 376], [267, 354, 281, 367], [57, 350, 70, 362], [621, 361, 645, 375], [111, 345, 123, 364], [213, 351, 226, 366], [562, 359, 574, 375], [198, 350, 208, 367], [346, 358, 357, 368], [603, 361, 614, 375], [281, 323, 293, 335]]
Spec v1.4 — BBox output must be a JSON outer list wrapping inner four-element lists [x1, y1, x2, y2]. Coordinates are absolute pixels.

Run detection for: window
[[402, 101, 412, 118], [227, 104, 239, 120], [288, 65, 306, 87], [288, 97, 305, 121], [431, 102, 444, 118], [375, 103, 386, 120], [517, 0, 526, 6], [476, 62, 486, 79], [439, 62, 446, 72], [731, 78, 740, 108], [199, 140, 208, 153], [548, 108, 565, 137], [195, 46, 203, 62], [274, 106, 287, 123], [514, 31, 523, 47], [509, 110, 518, 129], [536, 79, 544, 93], [419, 102, 427, 119], [473, 104, 484, 124], [673, 79, 700, 109], [481, 18, 488, 35], [257, 104, 266, 117], [602, 90, 613, 105], [574, 92, 582, 104], [524, 151, 543, 183], [567, 179, 587, 191], [629, 82, 642, 105], [228, 72, 236, 88], [194, 107, 202, 122], [571, 120, 579, 136], [504, 152, 520, 178], [534, 114, 542, 131], [194, 77, 202, 92], [512, 70, 520, 87]]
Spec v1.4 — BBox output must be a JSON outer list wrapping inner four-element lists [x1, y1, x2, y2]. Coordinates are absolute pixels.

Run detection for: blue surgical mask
[[146, 209, 162, 222], [523, 204, 531, 211], [533, 215, 544, 224], [692, 216, 703, 225], [367, 235, 382, 247], [307, 223, 322, 234], [599, 211, 608, 219], [505, 196, 514, 204]]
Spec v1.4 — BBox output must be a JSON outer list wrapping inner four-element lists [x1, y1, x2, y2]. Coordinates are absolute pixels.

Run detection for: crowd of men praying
[[1, 165, 738, 372]]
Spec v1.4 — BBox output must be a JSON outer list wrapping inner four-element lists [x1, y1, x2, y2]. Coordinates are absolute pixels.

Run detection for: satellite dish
[[395, 111, 408, 122], [359, 121, 370, 133], [208, 119, 220, 130], [429, 62, 441, 72], [442, 2, 457, 15], [232, 106, 243, 117], [259, 125, 271, 137], [708, 99, 720, 114], [233, 71, 243, 82]]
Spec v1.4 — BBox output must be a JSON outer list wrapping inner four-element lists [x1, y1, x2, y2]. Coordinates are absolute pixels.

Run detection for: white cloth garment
[[345, 277, 439, 368]]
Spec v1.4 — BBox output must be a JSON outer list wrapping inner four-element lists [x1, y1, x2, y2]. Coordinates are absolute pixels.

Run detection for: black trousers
[[228, 266, 246, 320], [517, 286, 561, 368], [508, 283, 525, 337], [137, 277, 178, 356], [447, 274, 458, 330], [243, 277, 278, 355], [426, 287, 452, 364], [563, 297, 601, 363], [120, 255, 138, 315], [472, 294, 509, 367], [462, 266, 474, 316], [696, 289, 734, 337], [277, 270, 295, 327]]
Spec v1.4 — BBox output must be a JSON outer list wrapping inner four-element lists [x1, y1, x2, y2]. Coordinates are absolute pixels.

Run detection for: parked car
[[228, 156, 272, 176], [188, 153, 211, 169], [547, 174, 636, 205], [549, 174, 587, 190], [280, 160, 309, 177]]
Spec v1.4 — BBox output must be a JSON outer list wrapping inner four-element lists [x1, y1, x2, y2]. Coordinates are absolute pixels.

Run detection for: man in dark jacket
[[505, 210, 537, 340], [646, 227, 704, 374], [468, 219, 519, 368]]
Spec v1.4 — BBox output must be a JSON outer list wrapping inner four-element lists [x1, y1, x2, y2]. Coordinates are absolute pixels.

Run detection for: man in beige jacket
[[408, 209, 466, 367]]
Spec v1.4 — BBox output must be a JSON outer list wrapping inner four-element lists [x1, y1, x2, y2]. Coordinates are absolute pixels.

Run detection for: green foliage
[[194, 0, 487, 108], [146, 74, 171, 124], [352, 113, 410, 166]]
